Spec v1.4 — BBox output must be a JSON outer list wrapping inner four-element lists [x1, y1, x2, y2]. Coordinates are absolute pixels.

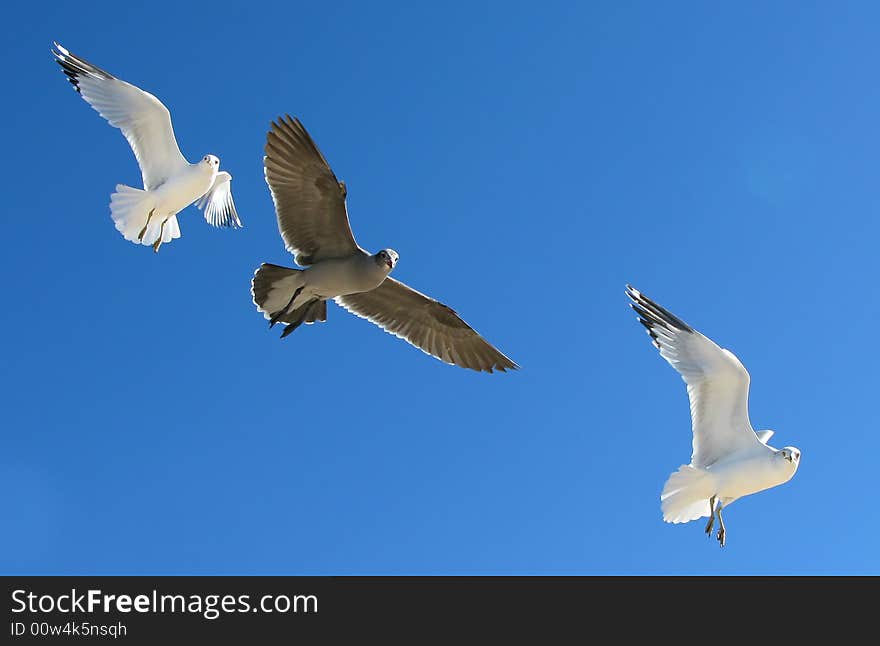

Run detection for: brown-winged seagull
[[251, 115, 518, 374]]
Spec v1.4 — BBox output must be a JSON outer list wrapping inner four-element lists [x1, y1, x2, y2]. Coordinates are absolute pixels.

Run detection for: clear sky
[[2, 1, 878, 575]]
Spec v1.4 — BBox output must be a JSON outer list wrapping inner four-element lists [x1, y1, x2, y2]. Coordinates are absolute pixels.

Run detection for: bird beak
[[385, 258, 394, 269]]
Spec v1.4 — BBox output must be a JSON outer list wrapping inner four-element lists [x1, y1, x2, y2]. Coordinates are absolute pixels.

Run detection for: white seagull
[[251, 115, 518, 373], [52, 42, 241, 252], [625, 285, 800, 547]]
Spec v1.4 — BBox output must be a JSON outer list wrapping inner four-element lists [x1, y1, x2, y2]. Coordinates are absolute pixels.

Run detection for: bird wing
[[52, 42, 189, 191], [195, 171, 242, 228], [335, 277, 518, 373], [626, 285, 761, 468], [756, 430, 774, 445], [263, 115, 360, 265]]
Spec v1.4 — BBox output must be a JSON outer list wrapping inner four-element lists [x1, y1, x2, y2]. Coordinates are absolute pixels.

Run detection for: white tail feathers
[[660, 465, 715, 524], [109, 185, 180, 246], [161, 214, 180, 243]]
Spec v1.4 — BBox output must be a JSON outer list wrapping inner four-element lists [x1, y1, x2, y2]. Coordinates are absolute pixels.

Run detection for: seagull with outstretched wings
[[251, 115, 518, 373], [52, 42, 241, 252], [625, 285, 800, 547]]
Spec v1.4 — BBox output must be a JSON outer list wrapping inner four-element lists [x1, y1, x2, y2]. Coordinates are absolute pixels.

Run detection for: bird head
[[375, 249, 399, 271], [201, 154, 220, 170], [779, 446, 801, 467]]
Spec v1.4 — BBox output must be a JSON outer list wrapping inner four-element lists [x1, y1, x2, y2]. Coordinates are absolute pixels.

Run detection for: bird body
[[662, 444, 799, 526], [626, 285, 800, 546], [302, 253, 393, 301], [149, 158, 218, 216], [707, 443, 798, 501], [110, 156, 220, 248], [253, 252, 393, 327]]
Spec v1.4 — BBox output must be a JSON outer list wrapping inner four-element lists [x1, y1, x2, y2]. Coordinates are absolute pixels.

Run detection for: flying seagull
[[51, 42, 241, 252], [625, 285, 800, 547], [251, 115, 518, 373]]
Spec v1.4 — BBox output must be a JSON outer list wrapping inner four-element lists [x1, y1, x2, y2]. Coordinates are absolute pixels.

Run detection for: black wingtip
[[51, 43, 86, 94], [625, 285, 694, 335]]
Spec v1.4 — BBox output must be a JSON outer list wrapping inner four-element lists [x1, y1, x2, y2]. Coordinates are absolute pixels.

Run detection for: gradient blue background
[[2, 1, 877, 574]]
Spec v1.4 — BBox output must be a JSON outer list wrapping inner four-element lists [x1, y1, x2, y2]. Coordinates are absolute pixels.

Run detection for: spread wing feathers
[[625, 285, 760, 468], [335, 278, 518, 373], [52, 42, 188, 191], [264, 115, 360, 265], [196, 171, 242, 228]]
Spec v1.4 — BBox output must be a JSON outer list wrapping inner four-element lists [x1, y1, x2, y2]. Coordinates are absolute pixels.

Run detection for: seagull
[[251, 115, 518, 373], [51, 42, 241, 252], [625, 285, 800, 547]]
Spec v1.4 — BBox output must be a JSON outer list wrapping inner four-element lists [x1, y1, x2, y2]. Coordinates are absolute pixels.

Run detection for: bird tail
[[251, 263, 327, 327], [660, 465, 715, 524], [110, 184, 177, 245]]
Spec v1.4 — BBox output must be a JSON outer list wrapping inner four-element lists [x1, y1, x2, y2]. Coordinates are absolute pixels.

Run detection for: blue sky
[[2, 1, 878, 575]]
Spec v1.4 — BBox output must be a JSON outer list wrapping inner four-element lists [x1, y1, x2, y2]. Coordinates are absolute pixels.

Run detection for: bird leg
[[279, 300, 313, 339], [152, 220, 166, 253], [716, 502, 726, 548], [704, 495, 716, 537], [280, 319, 304, 339], [269, 286, 304, 328], [138, 209, 156, 242]]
